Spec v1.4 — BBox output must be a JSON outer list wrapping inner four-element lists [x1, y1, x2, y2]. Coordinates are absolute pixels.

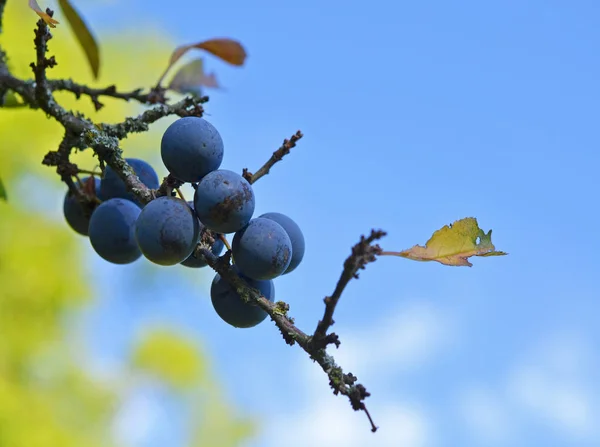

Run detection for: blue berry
[[161, 117, 224, 182], [259, 212, 305, 274], [181, 201, 225, 268], [193, 170, 255, 234], [88, 198, 142, 264], [100, 158, 159, 206], [63, 177, 100, 236], [135, 196, 200, 266], [211, 266, 274, 328], [232, 218, 292, 280]]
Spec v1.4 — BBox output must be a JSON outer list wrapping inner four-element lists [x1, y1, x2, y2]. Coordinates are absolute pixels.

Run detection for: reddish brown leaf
[[28, 0, 60, 28], [169, 39, 246, 67], [157, 38, 246, 86], [193, 38, 247, 66], [169, 58, 220, 94]]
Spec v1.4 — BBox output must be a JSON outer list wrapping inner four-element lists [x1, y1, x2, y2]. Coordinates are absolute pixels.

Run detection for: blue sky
[[39, 0, 600, 446]]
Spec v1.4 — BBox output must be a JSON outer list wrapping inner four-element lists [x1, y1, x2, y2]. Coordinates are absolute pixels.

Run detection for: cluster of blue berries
[[63, 117, 305, 328]]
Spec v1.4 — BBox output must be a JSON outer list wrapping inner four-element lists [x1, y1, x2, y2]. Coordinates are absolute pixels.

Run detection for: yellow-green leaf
[[57, 0, 100, 79], [382, 217, 507, 267], [0, 177, 7, 201], [28, 0, 60, 27]]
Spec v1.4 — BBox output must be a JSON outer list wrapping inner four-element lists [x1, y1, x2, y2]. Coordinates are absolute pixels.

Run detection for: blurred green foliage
[[133, 329, 206, 389], [0, 2, 254, 445]]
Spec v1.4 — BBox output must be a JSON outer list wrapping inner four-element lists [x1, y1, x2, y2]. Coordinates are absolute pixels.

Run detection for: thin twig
[[219, 234, 231, 252], [103, 95, 208, 138], [77, 169, 102, 176], [242, 131, 303, 184], [199, 231, 383, 433], [311, 230, 387, 350], [49, 79, 167, 110], [0, 9, 381, 434], [175, 187, 186, 202]]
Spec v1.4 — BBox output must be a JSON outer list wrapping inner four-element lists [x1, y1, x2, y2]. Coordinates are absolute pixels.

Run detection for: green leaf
[[131, 329, 205, 388], [57, 0, 100, 79], [0, 177, 7, 201], [382, 217, 507, 267]]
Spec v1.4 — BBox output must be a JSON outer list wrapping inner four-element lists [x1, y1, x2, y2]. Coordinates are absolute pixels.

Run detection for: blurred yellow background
[[0, 2, 253, 445]]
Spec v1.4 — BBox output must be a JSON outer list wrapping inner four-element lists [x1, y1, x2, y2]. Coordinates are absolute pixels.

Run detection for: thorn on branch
[[243, 130, 303, 184], [42, 151, 61, 167], [324, 332, 341, 348]]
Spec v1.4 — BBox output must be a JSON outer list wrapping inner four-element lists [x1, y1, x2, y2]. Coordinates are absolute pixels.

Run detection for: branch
[[103, 95, 207, 138], [242, 130, 303, 184], [31, 13, 57, 115], [156, 173, 184, 198], [49, 79, 167, 111], [1, 7, 384, 434], [198, 230, 385, 432], [0, 11, 205, 206], [311, 230, 386, 350], [27, 12, 87, 131], [51, 133, 81, 196]]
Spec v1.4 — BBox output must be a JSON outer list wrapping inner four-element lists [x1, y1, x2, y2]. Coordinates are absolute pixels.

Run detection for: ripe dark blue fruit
[[88, 198, 142, 264], [211, 266, 275, 328], [161, 117, 224, 182], [135, 196, 200, 266], [100, 158, 159, 206], [181, 202, 225, 268], [63, 177, 100, 236], [232, 218, 292, 280], [193, 169, 255, 234], [259, 212, 305, 274]]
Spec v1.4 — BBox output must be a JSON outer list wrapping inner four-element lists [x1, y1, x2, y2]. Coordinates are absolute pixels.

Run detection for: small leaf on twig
[[157, 38, 246, 86], [28, 0, 60, 27], [168, 58, 220, 94], [57, 0, 100, 79], [382, 217, 507, 267], [0, 177, 7, 201]]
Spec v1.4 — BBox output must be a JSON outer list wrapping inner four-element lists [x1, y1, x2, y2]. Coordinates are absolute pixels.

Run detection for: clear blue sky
[[56, 0, 600, 446]]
